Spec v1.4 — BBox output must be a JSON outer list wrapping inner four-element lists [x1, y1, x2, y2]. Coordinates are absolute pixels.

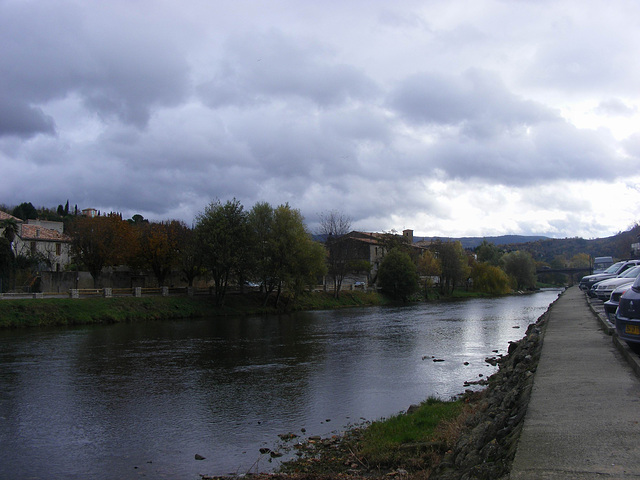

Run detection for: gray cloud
[[595, 98, 638, 117], [388, 69, 558, 133], [0, 97, 55, 137], [1, 0, 639, 238], [197, 30, 379, 109], [0, 0, 190, 129]]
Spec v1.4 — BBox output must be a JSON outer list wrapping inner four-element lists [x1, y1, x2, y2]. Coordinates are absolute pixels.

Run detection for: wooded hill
[[416, 235, 548, 249], [500, 225, 640, 263], [418, 225, 640, 263]]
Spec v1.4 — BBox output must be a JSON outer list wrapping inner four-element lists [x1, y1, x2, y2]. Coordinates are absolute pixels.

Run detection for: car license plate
[[625, 325, 640, 335]]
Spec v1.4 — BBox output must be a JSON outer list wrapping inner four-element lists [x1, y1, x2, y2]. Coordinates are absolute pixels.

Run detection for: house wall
[[13, 238, 72, 272]]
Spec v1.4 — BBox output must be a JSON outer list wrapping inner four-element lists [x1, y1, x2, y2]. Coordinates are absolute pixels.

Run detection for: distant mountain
[[314, 233, 549, 248], [415, 235, 549, 249], [499, 226, 640, 263]]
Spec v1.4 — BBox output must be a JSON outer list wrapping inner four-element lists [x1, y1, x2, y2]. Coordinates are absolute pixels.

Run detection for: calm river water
[[0, 290, 560, 479]]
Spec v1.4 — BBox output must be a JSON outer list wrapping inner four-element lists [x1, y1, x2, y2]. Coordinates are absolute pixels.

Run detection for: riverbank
[[204, 290, 555, 480], [0, 290, 386, 328], [0, 287, 516, 329]]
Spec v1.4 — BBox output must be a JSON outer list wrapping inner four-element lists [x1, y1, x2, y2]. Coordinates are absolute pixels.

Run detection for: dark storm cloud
[[0, 0, 190, 129], [1, 0, 639, 238], [0, 97, 55, 137], [197, 30, 379, 108]]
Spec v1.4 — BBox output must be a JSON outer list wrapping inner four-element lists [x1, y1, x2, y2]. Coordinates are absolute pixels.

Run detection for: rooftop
[[0, 210, 23, 223], [20, 224, 71, 242]]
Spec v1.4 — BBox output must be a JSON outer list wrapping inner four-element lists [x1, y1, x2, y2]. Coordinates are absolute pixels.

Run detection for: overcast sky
[[2, 0, 639, 239]]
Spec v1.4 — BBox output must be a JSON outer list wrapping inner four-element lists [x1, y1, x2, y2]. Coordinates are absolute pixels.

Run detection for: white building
[[1, 211, 72, 272]]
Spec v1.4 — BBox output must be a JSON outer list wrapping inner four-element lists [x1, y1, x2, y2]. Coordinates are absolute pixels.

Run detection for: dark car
[[615, 275, 640, 353], [580, 260, 640, 292], [604, 282, 634, 321]]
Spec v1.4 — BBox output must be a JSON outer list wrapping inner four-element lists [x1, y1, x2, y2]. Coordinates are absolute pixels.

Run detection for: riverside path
[[510, 285, 640, 479]]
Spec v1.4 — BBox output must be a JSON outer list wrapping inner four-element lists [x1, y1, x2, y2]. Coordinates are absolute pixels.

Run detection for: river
[[0, 290, 560, 479]]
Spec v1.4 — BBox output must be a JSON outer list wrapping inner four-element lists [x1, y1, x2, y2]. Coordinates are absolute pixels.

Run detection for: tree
[[0, 237, 16, 292], [570, 253, 591, 268], [433, 240, 471, 294], [12, 202, 37, 221], [268, 204, 327, 307], [379, 230, 412, 255], [471, 262, 511, 295], [502, 250, 537, 290], [69, 214, 135, 287], [287, 234, 327, 303], [138, 221, 183, 285], [247, 202, 277, 301], [377, 247, 419, 301], [195, 199, 249, 306], [318, 210, 353, 298], [417, 249, 441, 294], [1, 218, 19, 250], [176, 224, 202, 287], [129, 214, 149, 226], [475, 240, 502, 265]]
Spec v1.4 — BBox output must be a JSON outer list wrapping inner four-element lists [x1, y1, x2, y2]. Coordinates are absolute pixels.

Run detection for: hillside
[[498, 225, 640, 263], [415, 235, 549, 249], [417, 227, 640, 263]]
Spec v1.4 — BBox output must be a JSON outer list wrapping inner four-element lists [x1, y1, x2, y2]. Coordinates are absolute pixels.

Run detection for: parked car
[[592, 265, 640, 301], [616, 275, 640, 353], [580, 260, 640, 292], [604, 282, 634, 322]]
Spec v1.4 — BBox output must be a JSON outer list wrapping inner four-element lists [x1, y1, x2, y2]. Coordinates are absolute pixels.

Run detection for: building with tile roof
[[0, 210, 72, 272], [0, 210, 23, 224], [326, 229, 426, 286]]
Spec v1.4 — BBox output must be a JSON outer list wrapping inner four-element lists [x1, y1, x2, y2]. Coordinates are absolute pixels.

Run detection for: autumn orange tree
[[69, 214, 136, 287], [136, 220, 183, 286]]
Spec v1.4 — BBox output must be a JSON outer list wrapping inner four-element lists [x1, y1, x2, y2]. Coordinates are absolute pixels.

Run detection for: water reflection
[[0, 290, 560, 479]]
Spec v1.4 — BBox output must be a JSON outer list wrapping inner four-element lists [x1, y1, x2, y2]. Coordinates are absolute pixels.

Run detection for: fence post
[[69, 289, 79, 299], [133, 287, 142, 297]]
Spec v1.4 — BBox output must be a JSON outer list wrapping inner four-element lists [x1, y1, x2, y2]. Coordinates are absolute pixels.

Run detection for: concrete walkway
[[510, 285, 640, 479]]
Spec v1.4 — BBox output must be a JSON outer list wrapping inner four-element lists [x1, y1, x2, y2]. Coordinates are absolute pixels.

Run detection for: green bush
[[378, 248, 420, 301]]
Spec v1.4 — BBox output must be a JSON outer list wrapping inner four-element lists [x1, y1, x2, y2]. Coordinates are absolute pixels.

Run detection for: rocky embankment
[[429, 309, 548, 480]]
